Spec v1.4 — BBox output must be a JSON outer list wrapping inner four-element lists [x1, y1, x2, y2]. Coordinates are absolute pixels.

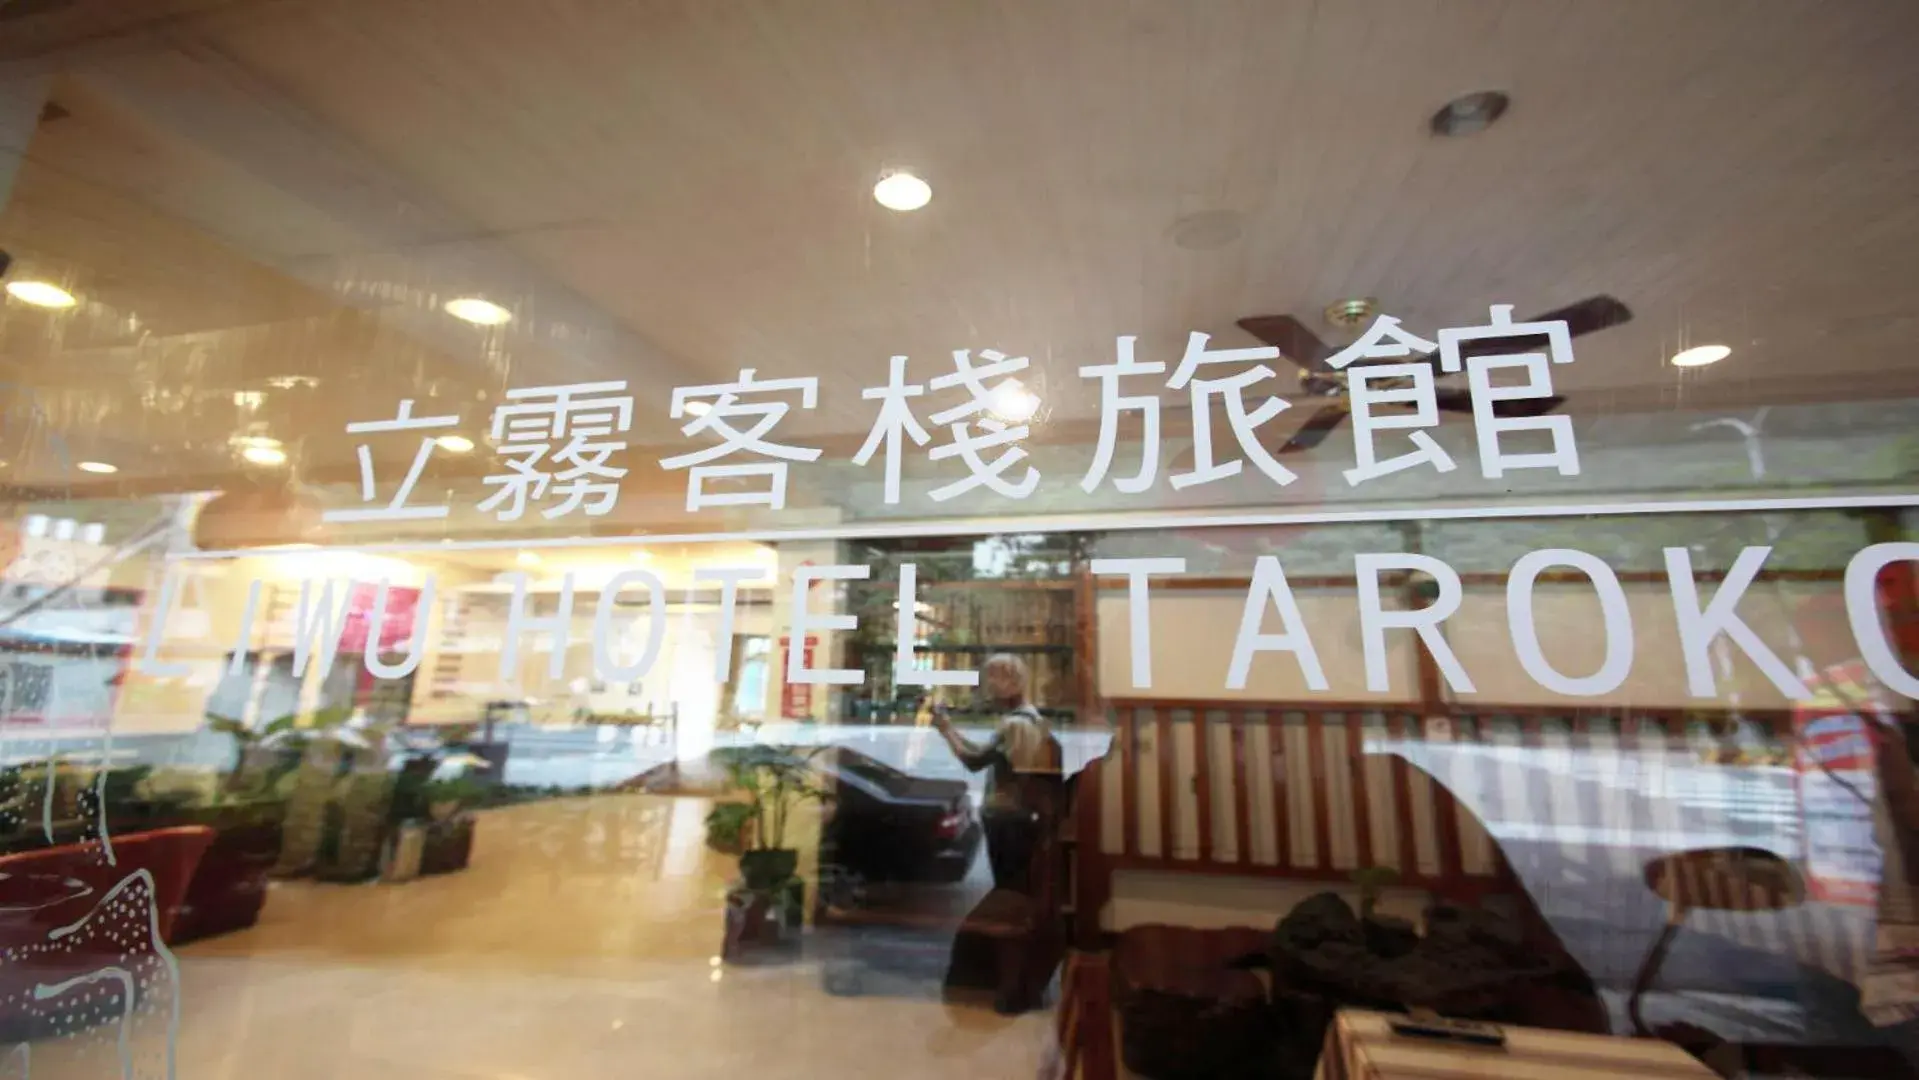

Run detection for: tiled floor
[[25, 796, 1052, 1079]]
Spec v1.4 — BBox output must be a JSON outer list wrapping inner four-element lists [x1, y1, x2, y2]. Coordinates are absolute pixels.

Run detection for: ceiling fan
[[1236, 295, 1633, 454]]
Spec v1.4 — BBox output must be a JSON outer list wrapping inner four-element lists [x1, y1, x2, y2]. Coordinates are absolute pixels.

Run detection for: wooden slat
[[1267, 710, 1290, 871], [1120, 708, 1138, 859], [1429, 717, 1465, 885], [1306, 711, 1333, 871], [1230, 713, 1252, 867], [1194, 710, 1214, 864], [1156, 707, 1175, 859], [1347, 712, 1375, 870], [1390, 713, 1420, 876]]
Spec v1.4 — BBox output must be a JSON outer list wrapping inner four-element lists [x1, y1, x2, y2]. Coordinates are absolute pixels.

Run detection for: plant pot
[[738, 848, 798, 891], [722, 876, 805, 963]]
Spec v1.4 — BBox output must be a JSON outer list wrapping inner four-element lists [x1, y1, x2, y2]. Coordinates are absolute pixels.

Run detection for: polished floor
[[26, 796, 1052, 1079]]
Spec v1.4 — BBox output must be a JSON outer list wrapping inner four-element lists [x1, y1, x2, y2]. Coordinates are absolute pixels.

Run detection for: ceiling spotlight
[[6, 280, 77, 308], [443, 297, 513, 325], [241, 444, 288, 466], [1670, 344, 1732, 368], [436, 434, 476, 453], [873, 171, 932, 212], [1430, 91, 1510, 137], [681, 400, 714, 418], [988, 379, 1041, 424], [516, 551, 543, 568], [77, 461, 117, 474]]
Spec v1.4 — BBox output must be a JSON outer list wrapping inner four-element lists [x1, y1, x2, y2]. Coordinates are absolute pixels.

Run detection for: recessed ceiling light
[[1670, 344, 1732, 368], [681, 400, 714, 418], [873, 171, 932, 212], [443, 297, 513, 325], [1430, 91, 1510, 137], [516, 550, 542, 567], [241, 444, 288, 466], [6, 280, 77, 308], [77, 461, 117, 474], [1168, 210, 1243, 251], [436, 434, 475, 453]]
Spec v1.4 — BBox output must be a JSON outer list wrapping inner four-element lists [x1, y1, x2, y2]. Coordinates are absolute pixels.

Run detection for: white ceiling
[[0, 0, 1916, 529]]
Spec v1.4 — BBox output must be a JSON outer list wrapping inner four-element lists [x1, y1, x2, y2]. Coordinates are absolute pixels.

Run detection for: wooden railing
[[1071, 699, 1800, 948]]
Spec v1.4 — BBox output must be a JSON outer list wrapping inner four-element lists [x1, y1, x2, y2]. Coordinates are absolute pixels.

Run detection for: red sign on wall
[[778, 634, 818, 718]]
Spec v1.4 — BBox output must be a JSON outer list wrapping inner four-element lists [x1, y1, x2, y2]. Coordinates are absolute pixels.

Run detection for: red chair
[[0, 826, 213, 1042]]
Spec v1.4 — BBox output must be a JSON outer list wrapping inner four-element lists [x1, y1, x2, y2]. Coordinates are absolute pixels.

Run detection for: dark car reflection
[[817, 745, 981, 885]]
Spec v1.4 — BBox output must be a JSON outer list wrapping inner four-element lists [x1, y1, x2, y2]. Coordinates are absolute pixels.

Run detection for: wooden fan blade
[[1532, 294, 1633, 338], [1275, 404, 1348, 453], [1445, 294, 1635, 364], [1237, 315, 1331, 372], [1432, 389, 1567, 417]]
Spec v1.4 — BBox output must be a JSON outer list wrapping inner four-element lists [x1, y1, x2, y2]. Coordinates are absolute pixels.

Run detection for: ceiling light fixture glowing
[[988, 379, 1041, 424], [436, 434, 475, 453], [77, 461, 117, 474], [681, 400, 713, 418], [1670, 344, 1732, 368], [6, 280, 77, 308], [873, 171, 932, 212], [516, 551, 543, 568], [241, 444, 288, 466], [443, 297, 513, 326]]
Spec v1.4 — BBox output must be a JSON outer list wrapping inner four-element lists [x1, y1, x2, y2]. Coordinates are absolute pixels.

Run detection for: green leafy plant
[[714, 744, 830, 854], [423, 774, 486, 819], [704, 801, 756, 854]]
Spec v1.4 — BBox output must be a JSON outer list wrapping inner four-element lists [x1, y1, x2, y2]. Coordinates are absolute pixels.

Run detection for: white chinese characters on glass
[[1320, 315, 1457, 486], [480, 381, 635, 521], [1165, 332, 1295, 490], [1438, 304, 1581, 478], [1078, 336, 1165, 495], [323, 399, 459, 523], [925, 349, 1040, 502], [853, 350, 1041, 504], [660, 370, 821, 511], [851, 356, 932, 506]]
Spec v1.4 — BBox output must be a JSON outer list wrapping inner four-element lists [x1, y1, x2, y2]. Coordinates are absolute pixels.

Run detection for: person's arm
[[935, 710, 1002, 772]]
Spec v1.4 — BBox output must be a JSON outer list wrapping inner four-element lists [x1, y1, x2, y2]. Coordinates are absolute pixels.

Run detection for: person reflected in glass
[[930, 654, 1061, 894]]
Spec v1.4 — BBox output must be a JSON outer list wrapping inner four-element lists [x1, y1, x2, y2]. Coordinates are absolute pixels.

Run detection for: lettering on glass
[[148, 542, 1919, 705], [323, 399, 458, 522], [660, 369, 820, 511], [480, 381, 634, 521], [1437, 304, 1582, 479], [853, 349, 1042, 504], [1078, 335, 1165, 495], [1322, 315, 1458, 486], [1165, 332, 1295, 490]]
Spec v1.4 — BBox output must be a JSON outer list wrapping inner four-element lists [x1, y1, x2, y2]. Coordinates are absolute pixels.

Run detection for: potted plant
[[720, 744, 829, 890], [714, 745, 830, 961]]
